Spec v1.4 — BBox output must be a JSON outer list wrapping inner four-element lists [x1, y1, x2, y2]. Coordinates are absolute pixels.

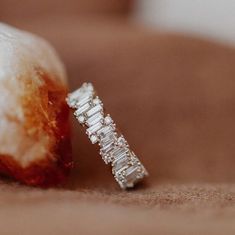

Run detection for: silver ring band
[[66, 83, 148, 189]]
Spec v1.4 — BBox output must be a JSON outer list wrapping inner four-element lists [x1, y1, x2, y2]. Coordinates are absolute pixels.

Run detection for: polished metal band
[[66, 83, 148, 189]]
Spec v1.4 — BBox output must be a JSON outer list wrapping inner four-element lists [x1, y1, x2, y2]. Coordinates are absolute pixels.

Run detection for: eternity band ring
[[66, 82, 148, 189]]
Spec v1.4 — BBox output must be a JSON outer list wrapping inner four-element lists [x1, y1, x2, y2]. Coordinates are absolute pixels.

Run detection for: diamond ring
[[66, 83, 148, 189]]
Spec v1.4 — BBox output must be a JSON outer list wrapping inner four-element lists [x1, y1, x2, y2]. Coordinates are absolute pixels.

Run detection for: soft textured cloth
[[0, 181, 234, 235], [0, 18, 235, 234]]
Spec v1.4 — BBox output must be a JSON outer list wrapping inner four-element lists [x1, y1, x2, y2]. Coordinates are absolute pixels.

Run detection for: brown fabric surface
[[1, 18, 235, 234], [0, 0, 132, 20], [0, 181, 235, 235]]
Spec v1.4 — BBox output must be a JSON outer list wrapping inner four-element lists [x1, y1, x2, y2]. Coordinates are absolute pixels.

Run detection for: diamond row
[[66, 83, 148, 189]]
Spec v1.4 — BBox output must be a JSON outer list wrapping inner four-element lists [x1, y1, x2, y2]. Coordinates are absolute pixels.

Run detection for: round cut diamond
[[90, 135, 98, 144], [117, 136, 127, 147], [93, 97, 101, 105], [104, 115, 113, 125], [77, 115, 85, 123]]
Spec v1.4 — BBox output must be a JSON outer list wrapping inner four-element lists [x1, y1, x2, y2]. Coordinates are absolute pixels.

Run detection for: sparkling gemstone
[[84, 83, 94, 92], [111, 147, 129, 161], [67, 83, 93, 107], [69, 83, 94, 100], [74, 103, 90, 116], [97, 125, 114, 138], [90, 135, 98, 144], [100, 131, 116, 147], [79, 83, 93, 94], [68, 88, 82, 102], [76, 95, 91, 108], [124, 165, 140, 188], [112, 155, 129, 173], [100, 142, 115, 157], [101, 155, 111, 164], [117, 136, 127, 147], [77, 115, 85, 124], [86, 112, 103, 127], [104, 115, 113, 125], [66, 98, 77, 108], [86, 104, 103, 117], [93, 97, 101, 105], [114, 173, 126, 189], [86, 122, 103, 136]]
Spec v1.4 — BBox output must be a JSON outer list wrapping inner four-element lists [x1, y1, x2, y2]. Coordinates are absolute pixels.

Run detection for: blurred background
[[1, 0, 235, 187], [134, 0, 235, 45], [2, 0, 235, 45]]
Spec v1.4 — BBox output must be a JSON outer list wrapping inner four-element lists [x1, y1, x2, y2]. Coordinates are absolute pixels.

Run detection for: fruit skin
[[0, 71, 73, 187]]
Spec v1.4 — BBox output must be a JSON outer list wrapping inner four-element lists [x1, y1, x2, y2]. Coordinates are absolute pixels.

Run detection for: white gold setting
[[66, 82, 148, 189]]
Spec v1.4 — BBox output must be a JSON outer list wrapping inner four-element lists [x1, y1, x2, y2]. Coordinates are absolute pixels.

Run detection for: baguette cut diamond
[[97, 125, 114, 138], [100, 142, 114, 155], [86, 104, 103, 117], [75, 103, 90, 116], [86, 112, 103, 127], [76, 95, 91, 108], [112, 155, 129, 173], [100, 132, 116, 146], [66, 82, 148, 189], [100, 142, 116, 163], [67, 83, 93, 108], [125, 165, 140, 187], [111, 147, 129, 161], [86, 122, 103, 136]]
